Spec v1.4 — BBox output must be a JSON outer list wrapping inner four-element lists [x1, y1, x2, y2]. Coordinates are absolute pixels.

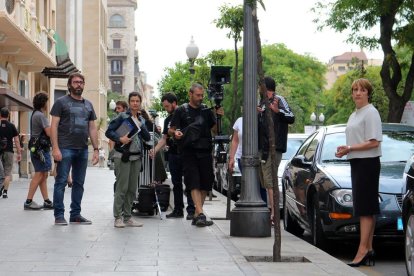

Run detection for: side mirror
[[291, 155, 312, 168]]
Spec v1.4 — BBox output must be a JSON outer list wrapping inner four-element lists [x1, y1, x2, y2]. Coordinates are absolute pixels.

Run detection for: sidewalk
[[0, 167, 365, 275]]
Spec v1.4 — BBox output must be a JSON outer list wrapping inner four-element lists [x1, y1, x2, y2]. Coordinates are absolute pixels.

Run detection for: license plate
[[397, 217, 403, 231]]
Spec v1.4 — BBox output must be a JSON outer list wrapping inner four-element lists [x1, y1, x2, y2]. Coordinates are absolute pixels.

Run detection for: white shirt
[[233, 117, 243, 159], [346, 104, 382, 159]]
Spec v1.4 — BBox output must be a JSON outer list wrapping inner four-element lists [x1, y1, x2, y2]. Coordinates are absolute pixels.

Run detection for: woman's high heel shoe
[[347, 251, 375, 267]]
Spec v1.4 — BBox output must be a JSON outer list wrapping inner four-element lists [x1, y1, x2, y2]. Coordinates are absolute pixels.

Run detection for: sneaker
[[186, 213, 195, 220], [3, 192, 7, 198], [194, 213, 207, 227], [43, 201, 54, 210], [114, 218, 125, 228], [166, 210, 184, 218], [124, 218, 143, 227], [55, 217, 68, 225], [24, 201, 42, 210], [69, 216, 92, 225]]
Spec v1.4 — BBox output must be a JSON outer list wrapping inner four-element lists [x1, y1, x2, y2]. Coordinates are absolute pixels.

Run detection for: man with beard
[[169, 84, 224, 227], [50, 72, 99, 225], [150, 92, 195, 220]]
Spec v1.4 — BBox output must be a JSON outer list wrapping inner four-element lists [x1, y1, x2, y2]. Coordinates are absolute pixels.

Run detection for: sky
[[135, 0, 383, 94]]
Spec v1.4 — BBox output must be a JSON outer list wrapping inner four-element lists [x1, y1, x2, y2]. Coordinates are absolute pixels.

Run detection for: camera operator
[[257, 76, 294, 225], [169, 83, 224, 227], [150, 93, 195, 220]]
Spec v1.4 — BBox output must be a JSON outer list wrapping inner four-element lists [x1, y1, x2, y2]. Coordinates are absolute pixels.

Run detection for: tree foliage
[[313, 0, 414, 122]]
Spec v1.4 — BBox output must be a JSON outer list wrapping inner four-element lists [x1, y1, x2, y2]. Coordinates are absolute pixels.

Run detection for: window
[[113, 39, 121, 49], [54, 89, 67, 102], [109, 14, 125, 28], [111, 60, 123, 74], [338, 66, 346, 71], [18, 80, 28, 98], [111, 80, 122, 93]]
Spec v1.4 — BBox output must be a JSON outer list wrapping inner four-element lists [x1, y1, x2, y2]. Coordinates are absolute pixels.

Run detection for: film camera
[[207, 66, 232, 164]]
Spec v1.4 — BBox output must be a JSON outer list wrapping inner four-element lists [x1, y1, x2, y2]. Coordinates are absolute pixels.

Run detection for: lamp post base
[[230, 206, 271, 237]]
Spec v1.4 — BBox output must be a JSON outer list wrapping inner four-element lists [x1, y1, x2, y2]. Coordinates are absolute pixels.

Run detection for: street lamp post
[[186, 36, 199, 76], [230, 1, 270, 237], [310, 103, 325, 129]]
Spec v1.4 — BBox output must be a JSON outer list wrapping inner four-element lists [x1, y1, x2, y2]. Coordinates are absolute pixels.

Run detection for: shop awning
[[42, 33, 79, 78], [0, 87, 33, 111]]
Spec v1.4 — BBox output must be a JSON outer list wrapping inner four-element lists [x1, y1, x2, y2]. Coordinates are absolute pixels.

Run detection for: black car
[[402, 154, 414, 276], [282, 123, 414, 248]]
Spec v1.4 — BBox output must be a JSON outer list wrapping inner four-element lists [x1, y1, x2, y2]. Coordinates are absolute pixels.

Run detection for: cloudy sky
[[135, 0, 382, 94]]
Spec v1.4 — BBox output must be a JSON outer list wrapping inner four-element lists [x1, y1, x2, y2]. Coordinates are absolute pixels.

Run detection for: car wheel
[[311, 193, 326, 249], [283, 188, 304, 236], [406, 213, 414, 276]]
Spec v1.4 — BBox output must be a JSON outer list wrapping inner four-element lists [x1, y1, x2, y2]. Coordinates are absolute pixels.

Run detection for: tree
[[214, 4, 244, 128], [313, 0, 414, 122]]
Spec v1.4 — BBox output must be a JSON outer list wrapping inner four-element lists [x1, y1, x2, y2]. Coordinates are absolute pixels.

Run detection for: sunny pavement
[[0, 166, 365, 275]]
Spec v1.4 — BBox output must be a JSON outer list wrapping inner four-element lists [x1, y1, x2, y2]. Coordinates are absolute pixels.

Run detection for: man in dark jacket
[[258, 76, 294, 224]]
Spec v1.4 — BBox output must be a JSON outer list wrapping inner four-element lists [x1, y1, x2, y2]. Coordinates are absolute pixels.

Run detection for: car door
[[290, 131, 323, 225], [284, 133, 316, 221]]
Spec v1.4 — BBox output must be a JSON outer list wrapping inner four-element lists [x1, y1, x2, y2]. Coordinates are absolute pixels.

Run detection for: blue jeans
[[53, 148, 88, 219], [169, 153, 195, 214]]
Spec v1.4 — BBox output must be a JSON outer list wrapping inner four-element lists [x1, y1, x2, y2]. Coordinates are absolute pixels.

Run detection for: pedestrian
[[108, 101, 128, 192], [24, 92, 54, 210], [98, 147, 105, 168], [105, 91, 150, 228], [169, 83, 223, 227], [257, 76, 295, 225], [150, 92, 195, 220], [0, 107, 23, 198], [335, 78, 382, 267], [50, 72, 99, 225], [228, 116, 242, 174]]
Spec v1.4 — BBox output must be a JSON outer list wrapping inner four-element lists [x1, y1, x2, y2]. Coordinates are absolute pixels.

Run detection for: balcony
[[0, 0, 56, 71], [108, 48, 128, 57]]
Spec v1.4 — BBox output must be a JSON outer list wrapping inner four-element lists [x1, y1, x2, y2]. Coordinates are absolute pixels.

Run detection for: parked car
[[282, 123, 414, 249], [402, 154, 414, 276]]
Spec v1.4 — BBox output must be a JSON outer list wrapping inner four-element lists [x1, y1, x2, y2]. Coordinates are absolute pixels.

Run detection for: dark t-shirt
[[50, 95, 97, 149], [163, 113, 178, 154], [170, 103, 216, 152], [0, 119, 18, 153]]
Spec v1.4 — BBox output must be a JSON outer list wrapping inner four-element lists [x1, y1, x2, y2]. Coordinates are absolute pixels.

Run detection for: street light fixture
[[186, 36, 199, 75], [109, 99, 116, 110], [310, 103, 325, 128]]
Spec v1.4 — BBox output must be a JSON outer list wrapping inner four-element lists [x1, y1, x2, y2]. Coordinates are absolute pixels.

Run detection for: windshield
[[283, 138, 306, 160], [320, 131, 414, 164]]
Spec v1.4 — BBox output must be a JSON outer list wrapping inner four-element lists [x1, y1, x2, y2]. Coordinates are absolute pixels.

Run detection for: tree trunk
[[251, 2, 282, 262]]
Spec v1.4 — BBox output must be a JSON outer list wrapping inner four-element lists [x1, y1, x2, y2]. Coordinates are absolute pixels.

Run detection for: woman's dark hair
[[67, 72, 85, 87], [161, 92, 177, 104], [128, 91, 142, 103], [33, 92, 49, 110]]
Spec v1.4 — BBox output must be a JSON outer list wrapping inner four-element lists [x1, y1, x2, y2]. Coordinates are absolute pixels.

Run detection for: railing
[[0, 0, 55, 58], [108, 48, 127, 56]]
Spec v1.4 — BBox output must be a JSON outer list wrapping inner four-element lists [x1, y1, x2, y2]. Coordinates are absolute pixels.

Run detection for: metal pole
[[230, 0, 270, 237]]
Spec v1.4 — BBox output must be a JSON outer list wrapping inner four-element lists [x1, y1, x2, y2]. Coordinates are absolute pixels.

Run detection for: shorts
[[1, 151, 14, 176], [182, 151, 214, 191], [31, 151, 52, 172], [259, 151, 282, 189]]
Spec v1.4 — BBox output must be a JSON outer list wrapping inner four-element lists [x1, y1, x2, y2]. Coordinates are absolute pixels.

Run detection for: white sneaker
[[24, 201, 42, 210], [124, 218, 143, 227], [114, 218, 125, 228]]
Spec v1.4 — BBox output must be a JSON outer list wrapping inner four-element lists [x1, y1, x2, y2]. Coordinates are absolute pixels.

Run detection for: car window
[[381, 131, 414, 162], [297, 133, 316, 156], [283, 138, 306, 160], [304, 132, 322, 162], [320, 133, 346, 162]]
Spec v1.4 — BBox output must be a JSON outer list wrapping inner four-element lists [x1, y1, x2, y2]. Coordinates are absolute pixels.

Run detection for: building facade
[[0, 0, 57, 177], [107, 0, 136, 96]]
